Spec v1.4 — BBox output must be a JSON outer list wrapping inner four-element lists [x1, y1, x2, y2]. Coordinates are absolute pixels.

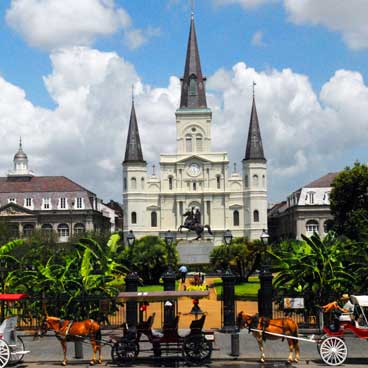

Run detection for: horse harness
[[54, 319, 96, 341], [246, 314, 288, 341]]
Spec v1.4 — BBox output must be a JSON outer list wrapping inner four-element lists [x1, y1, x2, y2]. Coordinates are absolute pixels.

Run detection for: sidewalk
[[20, 329, 368, 366]]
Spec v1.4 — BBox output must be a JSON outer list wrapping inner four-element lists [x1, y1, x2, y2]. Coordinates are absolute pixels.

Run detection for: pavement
[[17, 329, 368, 368]]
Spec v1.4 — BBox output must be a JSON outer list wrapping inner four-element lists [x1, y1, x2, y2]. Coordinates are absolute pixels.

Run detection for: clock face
[[188, 163, 201, 176]]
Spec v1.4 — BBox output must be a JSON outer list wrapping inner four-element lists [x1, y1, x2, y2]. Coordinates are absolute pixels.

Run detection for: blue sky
[[0, 0, 368, 203]]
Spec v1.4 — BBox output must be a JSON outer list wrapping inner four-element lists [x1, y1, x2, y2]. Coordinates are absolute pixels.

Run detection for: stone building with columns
[[122, 15, 268, 244], [0, 140, 113, 241]]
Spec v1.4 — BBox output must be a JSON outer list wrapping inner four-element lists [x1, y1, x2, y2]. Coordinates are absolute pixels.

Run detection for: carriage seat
[[0, 316, 18, 346], [339, 313, 353, 322], [189, 315, 206, 334], [137, 313, 155, 333], [152, 315, 180, 338]]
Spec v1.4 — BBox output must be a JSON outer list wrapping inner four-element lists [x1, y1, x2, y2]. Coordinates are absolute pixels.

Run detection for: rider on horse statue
[[179, 207, 212, 240]]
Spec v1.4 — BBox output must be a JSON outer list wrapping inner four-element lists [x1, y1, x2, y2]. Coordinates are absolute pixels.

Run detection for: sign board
[[284, 297, 304, 309]]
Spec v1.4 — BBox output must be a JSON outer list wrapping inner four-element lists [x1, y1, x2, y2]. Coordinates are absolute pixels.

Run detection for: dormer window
[[24, 198, 32, 208], [307, 191, 315, 205], [59, 197, 67, 209], [8, 198, 16, 204], [76, 197, 84, 209], [43, 198, 51, 210]]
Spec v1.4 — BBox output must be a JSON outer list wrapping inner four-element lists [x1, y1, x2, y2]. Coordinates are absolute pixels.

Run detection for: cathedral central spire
[[179, 14, 207, 109]]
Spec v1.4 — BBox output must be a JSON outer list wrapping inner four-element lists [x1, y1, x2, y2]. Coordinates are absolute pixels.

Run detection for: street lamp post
[[162, 230, 176, 326], [125, 230, 139, 327], [221, 230, 236, 332], [258, 229, 273, 318]]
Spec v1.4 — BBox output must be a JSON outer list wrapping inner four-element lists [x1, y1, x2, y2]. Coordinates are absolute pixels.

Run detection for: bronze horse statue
[[178, 209, 213, 240]]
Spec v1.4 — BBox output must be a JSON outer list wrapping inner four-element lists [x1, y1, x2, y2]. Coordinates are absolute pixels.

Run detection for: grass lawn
[[138, 281, 180, 292], [213, 276, 260, 300]]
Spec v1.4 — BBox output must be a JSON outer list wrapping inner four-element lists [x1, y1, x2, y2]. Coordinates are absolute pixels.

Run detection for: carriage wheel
[[182, 334, 212, 365], [8, 336, 25, 365], [111, 339, 139, 363], [319, 336, 347, 366], [0, 339, 10, 368]]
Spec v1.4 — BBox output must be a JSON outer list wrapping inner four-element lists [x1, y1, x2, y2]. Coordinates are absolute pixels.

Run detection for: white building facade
[[122, 15, 268, 244]]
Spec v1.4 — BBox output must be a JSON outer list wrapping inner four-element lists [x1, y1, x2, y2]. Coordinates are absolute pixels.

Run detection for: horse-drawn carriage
[[110, 290, 214, 365], [0, 294, 29, 367], [318, 295, 368, 366]]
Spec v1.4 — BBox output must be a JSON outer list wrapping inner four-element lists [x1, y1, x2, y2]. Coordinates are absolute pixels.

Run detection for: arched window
[[131, 212, 137, 224], [23, 223, 34, 237], [123, 178, 127, 191], [244, 175, 249, 187], [233, 210, 239, 226], [216, 175, 221, 189], [141, 177, 145, 190], [131, 177, 137, 190], [253, 210, 259, 222], [193, 182, 197, 191], [151, 212, 157, 227], [74, 223, 85, 234], [262, 175, 266, 187], [41, 224, 53, 232], [186, 135, 192, 152], [168, 176, 173, 190], [253, 174, 259, 186], [306, 220, 319, 235], [57, 224, 69, 238], [196, 134, 203, 152]]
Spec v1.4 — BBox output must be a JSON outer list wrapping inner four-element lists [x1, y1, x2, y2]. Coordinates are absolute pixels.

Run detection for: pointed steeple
[[179, 14, 207, 109], [244, 96, 266, 162], [123, 100, 145, 164]]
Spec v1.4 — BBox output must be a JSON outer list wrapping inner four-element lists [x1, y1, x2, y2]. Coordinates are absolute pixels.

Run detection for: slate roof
[[179, 15, 207, 109], [0, 176, 94, 194], [304, 172, 339, 188], [244, 97, 266, 161]]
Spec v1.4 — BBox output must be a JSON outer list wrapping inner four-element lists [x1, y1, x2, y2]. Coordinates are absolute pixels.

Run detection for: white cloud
[[213, 0, 275, 9], [124, 27, 161, 50], [251, 31, 266, 46], [6, 0, 159, 50], [1, 47, 368, 202], [283, 0, 368, 50]]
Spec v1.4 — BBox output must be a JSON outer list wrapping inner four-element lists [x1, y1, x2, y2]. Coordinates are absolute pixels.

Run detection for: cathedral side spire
[[123, 100, 145, 164], [244, 96, 266, 162], [179, 14, 207, 109]]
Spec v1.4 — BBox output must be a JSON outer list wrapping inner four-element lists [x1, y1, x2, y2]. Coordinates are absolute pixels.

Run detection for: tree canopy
[[330, 161, 368, 241]]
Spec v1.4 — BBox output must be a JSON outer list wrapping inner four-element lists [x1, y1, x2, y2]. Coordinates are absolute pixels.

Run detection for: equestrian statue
[[178, 207, 213, 240]]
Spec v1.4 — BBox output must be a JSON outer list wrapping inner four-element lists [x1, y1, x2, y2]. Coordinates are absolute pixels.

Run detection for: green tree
[[210, 238, 260, 282], [271, 232, 354, 311], [122, 236, 177, 285], [330, 161, 368, 241]]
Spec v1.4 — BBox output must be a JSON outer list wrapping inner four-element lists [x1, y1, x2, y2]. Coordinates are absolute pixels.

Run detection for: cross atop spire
[[244, 95, 266, 162], [123, 99, 145, 164], [179, 14, 207, 109], [191, 0, 195, 19]]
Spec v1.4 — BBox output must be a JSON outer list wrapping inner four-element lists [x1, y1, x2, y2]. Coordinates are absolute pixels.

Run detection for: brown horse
[[40, 316, 102, 366], [237, 311, 300, 363]]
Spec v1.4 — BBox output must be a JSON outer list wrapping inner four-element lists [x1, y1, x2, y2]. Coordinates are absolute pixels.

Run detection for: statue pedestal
[[177, 239, 215, 264]]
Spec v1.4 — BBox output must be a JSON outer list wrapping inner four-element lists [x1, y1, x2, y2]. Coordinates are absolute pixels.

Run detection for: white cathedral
[[122, 15, 267, 244]]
